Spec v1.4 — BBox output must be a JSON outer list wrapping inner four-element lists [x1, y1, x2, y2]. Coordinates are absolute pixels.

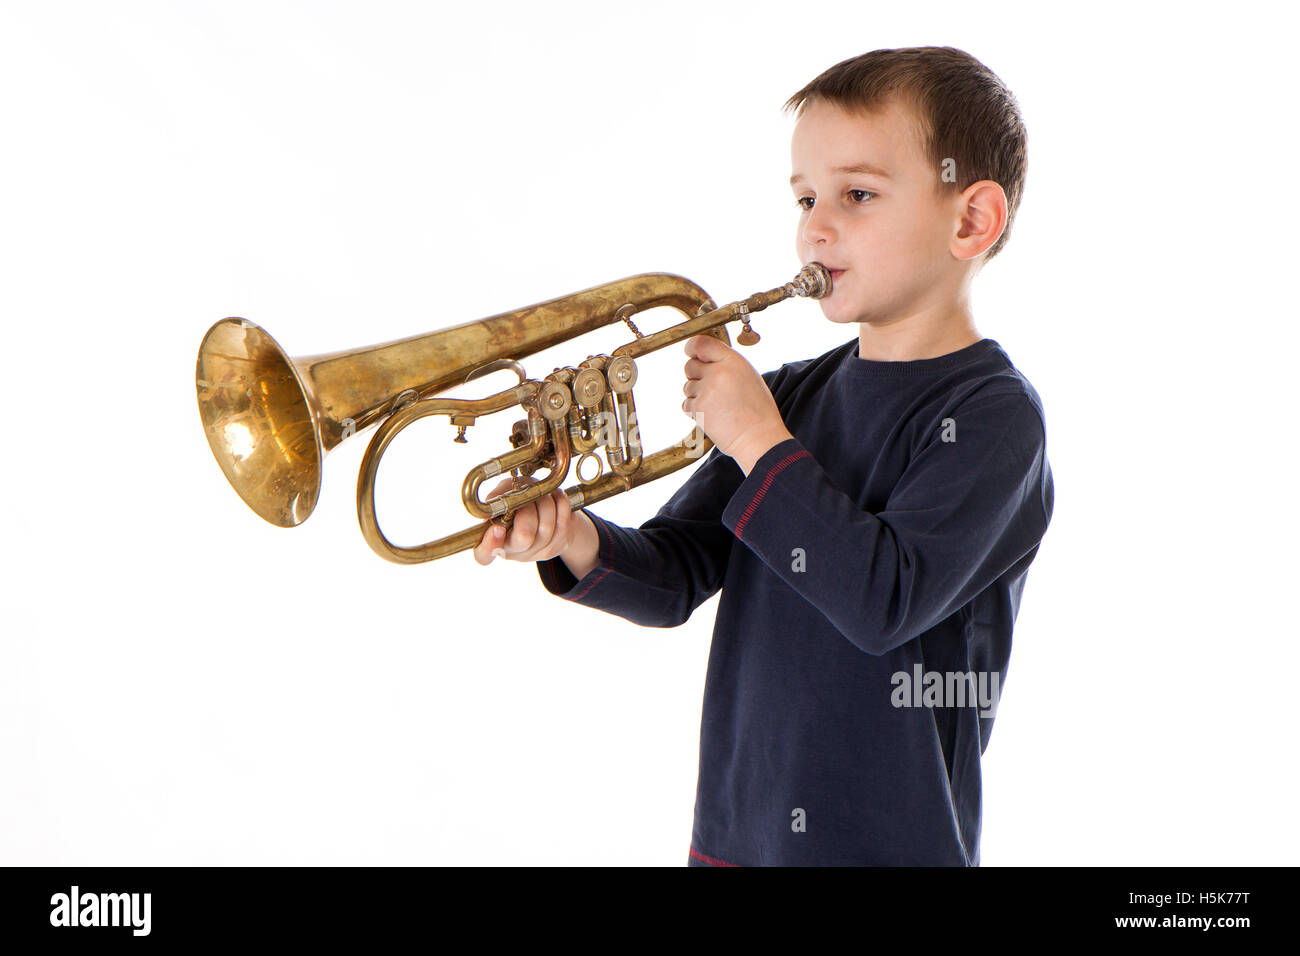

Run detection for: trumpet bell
[[196, 318, 322, 528]]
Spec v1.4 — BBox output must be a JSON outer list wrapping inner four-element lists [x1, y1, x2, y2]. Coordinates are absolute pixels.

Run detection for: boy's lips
[[806, 261, 846, 292]]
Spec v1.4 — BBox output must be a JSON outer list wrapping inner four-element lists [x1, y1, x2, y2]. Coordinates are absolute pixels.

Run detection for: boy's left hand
[[682, 334, 794, 475]]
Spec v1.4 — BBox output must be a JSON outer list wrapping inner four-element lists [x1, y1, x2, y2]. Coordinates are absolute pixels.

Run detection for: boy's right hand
[[472, 476, 579, 566]]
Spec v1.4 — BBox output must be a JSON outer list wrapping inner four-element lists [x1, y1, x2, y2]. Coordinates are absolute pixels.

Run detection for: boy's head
[[784, 47, 1027, 329]]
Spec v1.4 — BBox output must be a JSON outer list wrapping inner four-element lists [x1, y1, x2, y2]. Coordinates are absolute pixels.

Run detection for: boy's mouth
[[828, 268, 846, 285]]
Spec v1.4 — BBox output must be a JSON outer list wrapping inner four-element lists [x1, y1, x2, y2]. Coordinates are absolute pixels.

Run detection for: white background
[[2, 0, 1296, 866]]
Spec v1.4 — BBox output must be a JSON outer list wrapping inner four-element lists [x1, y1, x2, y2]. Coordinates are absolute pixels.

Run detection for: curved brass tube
[[356, 383, 538, 563], [460, 415, 572, 520]]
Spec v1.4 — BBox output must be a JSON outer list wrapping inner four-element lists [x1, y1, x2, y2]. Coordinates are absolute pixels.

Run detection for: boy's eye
[[795, 190, 877, 211]]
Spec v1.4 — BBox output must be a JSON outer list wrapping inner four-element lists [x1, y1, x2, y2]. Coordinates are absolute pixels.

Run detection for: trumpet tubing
[[195, 264, 830, 563]]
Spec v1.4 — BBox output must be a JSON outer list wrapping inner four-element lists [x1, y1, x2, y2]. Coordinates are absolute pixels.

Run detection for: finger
[[684, 357, 705, 380], [475, 477, 519, 563], [474, 525, 493, 565], [504, 501, 539, 554], [474, 521, 506, 565], [686, 334, 724, 362], [481, 477, 515, 516], [533, 486, 559, 554], [539, 490, 572, 560], [520, 490, 557, 559]]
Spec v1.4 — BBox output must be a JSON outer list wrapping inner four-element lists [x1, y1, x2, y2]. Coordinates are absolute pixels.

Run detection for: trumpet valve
[[572, 367, 607, 408], [538, 381, 573, 421], [605, 356, 638, 394]]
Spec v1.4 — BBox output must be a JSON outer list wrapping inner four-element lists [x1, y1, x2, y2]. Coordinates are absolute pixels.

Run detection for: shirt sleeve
[[535, 365, 791, 627], [535, 444, 742, 627], [719, 389, 1053, 656]]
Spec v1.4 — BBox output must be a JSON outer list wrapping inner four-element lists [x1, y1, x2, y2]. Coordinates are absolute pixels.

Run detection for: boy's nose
[[801, 207, 837, 245]]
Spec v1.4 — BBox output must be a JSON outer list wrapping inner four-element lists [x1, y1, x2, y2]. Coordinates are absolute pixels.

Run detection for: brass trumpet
[[195, 263, 831, 563]]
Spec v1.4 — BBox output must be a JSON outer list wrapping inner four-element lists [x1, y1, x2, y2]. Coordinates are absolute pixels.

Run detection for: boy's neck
[[856, 303, 982, 362]]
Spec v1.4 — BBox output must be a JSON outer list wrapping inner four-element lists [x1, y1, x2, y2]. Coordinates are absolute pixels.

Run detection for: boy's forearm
[[559, 510, 600, 580], [536, 448, 743, 627]]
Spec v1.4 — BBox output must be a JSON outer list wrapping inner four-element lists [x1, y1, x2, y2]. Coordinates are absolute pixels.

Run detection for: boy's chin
[[819, 304, 866, 326], [820, 298, 900, 328]]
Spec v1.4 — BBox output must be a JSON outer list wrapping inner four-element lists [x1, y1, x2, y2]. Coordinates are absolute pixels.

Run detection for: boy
[[475, 46, 1053, 867]]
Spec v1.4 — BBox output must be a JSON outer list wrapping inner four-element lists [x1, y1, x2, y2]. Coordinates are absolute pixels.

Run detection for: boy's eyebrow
[[790, 162, 892, 185]]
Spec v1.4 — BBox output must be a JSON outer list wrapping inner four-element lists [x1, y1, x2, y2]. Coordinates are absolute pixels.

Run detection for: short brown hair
[[784, 47, 1027, 261]]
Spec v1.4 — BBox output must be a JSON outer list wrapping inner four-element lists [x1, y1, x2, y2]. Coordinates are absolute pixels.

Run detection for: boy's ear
[[951, 180, 1008, 262]]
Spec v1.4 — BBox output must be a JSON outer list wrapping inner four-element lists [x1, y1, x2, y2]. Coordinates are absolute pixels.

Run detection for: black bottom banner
[[0, 865, 1285, 944]]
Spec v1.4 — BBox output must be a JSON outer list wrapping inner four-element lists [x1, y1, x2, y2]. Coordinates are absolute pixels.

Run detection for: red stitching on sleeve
[[689, 845, 741, 866], [732, 449, 810, 541], [571, 512, 613, 600], [572, 566, 611, 600]]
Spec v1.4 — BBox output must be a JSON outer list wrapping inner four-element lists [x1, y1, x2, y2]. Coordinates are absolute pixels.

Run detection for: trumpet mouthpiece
[[795, 262, 833, 299]]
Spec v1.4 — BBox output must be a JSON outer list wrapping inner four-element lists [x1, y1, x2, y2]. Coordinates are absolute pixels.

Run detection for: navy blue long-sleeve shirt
[[537, 335, 1054, 866]]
